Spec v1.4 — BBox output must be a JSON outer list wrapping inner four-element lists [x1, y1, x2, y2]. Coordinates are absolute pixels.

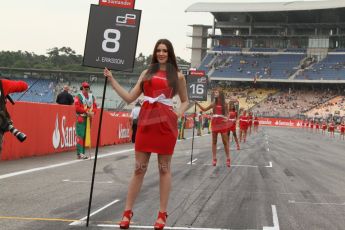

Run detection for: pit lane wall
[[2, 102, 131, 160]]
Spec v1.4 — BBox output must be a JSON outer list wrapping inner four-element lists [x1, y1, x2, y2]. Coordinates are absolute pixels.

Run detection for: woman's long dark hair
[[213, 90, 227, 115], [228, 101, 235, 112], [141, 39, 179, 95]]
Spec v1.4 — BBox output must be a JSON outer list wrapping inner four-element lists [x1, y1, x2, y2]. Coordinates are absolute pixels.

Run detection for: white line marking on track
[[265, 162, 273, 168], [0, 148, 134, 180], [263, 205, 280, 230], [177, 134, 209, 142], [70, 199, 120, 226], [96, 224, 258, 230], [288, 200, 345, 206], [203, 163, 258, 167], [203, 161, 272, 168], [62, 179, 113, 184], [187, 158, 198, 165]]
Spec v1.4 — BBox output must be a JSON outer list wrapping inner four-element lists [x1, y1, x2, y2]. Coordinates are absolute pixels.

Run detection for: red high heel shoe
[[226, 158, 231, 167], [212, 158, 217, 166], [154, 211, 168, 230], [119, 210, 133, 229], [237, 145, 240, 150]]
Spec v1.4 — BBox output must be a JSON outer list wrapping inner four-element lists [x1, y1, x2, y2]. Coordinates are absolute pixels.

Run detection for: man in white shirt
[[130, 101, 141, 143]]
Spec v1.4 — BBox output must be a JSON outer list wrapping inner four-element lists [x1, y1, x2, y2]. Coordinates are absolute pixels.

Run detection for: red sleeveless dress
[[248, 115, 253, 127], [340, 124, 345, 134], [211, 103, 227, 133], [228, 111, 237, 132], [135, 70, 178, 155], [239, 115, 249, 130]]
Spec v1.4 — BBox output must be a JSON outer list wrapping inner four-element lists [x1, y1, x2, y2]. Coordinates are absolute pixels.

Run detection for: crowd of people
[[302, 118, 345, 140], [253, 88, 338, 118]]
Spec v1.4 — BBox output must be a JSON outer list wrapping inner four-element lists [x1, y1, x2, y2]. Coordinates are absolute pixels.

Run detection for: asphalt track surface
[[0, 127, 344, 230]]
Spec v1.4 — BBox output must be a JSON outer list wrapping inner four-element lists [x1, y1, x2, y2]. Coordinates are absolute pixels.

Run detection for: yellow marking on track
[[0, 216, 77, 222], [0, 216, 119, 224]]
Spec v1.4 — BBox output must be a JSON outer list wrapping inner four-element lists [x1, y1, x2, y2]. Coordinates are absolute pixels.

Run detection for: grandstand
[[186, 0, 345, 83], [0, 67, 135, 110], [186, 0, 345, 121]]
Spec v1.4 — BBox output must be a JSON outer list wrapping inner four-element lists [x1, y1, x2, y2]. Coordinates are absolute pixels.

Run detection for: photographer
[[0, 78, 28, 152]]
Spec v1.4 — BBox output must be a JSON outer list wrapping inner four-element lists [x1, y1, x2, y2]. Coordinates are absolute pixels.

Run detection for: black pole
[[16, 78, 40, 101], [86, 77, 108, 227], [190, 103, 197, 165]]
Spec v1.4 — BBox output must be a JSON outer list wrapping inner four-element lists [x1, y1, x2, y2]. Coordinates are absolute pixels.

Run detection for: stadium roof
[[185, 0, 345, 13]]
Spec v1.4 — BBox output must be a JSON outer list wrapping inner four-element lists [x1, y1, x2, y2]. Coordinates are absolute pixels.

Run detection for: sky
[[0, 0, 323, 62]]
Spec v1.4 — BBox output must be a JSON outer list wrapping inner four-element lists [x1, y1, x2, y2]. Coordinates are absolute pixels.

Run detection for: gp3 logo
[[116, 14, 136, 25]]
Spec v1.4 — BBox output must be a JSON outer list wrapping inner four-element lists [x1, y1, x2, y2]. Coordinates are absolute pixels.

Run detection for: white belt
[[228, 118, 236, 121], [212, 114, 226, 118], [143, 94, 173, 107]]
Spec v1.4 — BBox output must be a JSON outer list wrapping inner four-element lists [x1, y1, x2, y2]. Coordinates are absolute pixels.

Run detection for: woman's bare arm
[[104, 68, 146, 104]]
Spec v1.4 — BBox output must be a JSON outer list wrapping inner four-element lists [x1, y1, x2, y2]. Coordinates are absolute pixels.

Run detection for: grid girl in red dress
[[227, 100, 240, 150], [196, 89, 231, 167], [104, 39, 189, 230]]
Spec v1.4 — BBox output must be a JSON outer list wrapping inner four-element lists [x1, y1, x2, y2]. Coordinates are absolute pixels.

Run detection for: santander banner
[[258, 117, 303, 128], [99, 0, 135, 9], [2, 102, 131, 160]]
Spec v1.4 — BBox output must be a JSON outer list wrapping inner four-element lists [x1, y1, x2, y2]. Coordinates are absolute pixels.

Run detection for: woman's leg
[[122, 151, 151, 220], [212, 132, 218, 160], [232, 131, 240, 149], [156, 154, 173, 224], [243, 129, 247, 142], [220, 132, 230, 160]]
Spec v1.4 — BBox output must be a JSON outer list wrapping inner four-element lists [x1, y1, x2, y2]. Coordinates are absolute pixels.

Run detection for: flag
[[85, 117, 92, 148]]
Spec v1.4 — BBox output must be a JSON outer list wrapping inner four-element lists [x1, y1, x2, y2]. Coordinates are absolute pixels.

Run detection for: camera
[[0, 113, 27, 143], [7, 123, 26, 142]]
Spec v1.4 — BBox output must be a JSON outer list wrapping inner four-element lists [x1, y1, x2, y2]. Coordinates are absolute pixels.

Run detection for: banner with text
[[2, 102, 131, 160], [258, 117, 304, 128], [99, 0, 135, 9]]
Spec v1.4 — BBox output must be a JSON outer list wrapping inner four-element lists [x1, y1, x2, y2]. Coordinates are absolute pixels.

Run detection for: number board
[[186, 70, 208, 101], [83, 5, 141, 72]]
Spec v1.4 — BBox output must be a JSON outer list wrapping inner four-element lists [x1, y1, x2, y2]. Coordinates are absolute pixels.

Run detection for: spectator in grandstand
[[196, 89, 231, 167], [74, 82, 97, 160], [0, 78, 28, 153], [227, 101, 240, 150], [130, 101, 141, 143], [103, 39, 189, 230], [56, 85, 74, 105]]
